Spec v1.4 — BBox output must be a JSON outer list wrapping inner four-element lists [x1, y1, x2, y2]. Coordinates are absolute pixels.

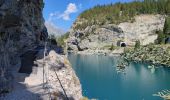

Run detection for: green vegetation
[[134, 40, 140, 50], [80, 97, 89, 100], [123, 45, 170, 67], [101, 44, 116, 50], [56, 32, 69, 47], [110, 44, 115, 50], [164, 16, 170, 35], [75, 0, 170, 30], [49, 34, 57, 45], [156, 16, 170, 44], [155, 30, 165, 44], [48, 32, 69, 48]]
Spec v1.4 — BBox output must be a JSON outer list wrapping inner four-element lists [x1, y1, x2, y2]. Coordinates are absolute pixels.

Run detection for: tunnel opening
[[120, 42, 126, 47], [117, 40, 127, 47]]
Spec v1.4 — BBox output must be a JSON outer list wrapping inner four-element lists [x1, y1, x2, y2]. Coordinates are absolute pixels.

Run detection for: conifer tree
[[164, 17, 170, 35]]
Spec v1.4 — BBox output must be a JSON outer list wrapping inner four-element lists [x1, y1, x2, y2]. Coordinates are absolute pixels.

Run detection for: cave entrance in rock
[[18, 50, 37, 74], [120, 42, 126, 47]]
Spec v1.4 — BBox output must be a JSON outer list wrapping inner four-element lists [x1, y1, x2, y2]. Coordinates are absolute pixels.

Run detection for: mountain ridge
[[67, 0, 169, 54]]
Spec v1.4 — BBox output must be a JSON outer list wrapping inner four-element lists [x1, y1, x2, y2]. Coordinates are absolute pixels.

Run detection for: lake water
[[68, 54, 170, 100]]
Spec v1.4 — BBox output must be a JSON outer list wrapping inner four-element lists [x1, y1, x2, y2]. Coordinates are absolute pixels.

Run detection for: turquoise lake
[[68, 54, 170, 100]]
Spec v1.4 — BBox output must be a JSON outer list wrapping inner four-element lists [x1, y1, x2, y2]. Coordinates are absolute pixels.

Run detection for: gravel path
[[0, 50, 82, 100], [0, 53, 48, 100]]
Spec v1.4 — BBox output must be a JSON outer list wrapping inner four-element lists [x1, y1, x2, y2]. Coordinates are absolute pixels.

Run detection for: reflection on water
[[68, 54, 170, 100]]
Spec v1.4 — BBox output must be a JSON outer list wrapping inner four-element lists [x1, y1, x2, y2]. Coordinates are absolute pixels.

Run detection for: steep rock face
[[0, 0, 46, 67], [68, 14, 165, 52], [68, 24, 124, 51], [0, 0, 83, 99], [119, 15, 165, 45], [0, 0, 45, 94], [0, 0, 45, 52]]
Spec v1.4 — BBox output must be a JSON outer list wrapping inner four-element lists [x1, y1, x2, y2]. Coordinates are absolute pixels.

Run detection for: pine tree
[[77, 0, 170, 30], [156, 30, 165, 44], [135, 40, 140, 50], [163, 17, 170, 35]]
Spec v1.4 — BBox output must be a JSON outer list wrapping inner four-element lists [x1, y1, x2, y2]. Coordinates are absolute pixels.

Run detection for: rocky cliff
[[0, 0, 82, 99], [0, 0, 45, 51], [0, 0, 45, 94], [68, 14, 165, 53]]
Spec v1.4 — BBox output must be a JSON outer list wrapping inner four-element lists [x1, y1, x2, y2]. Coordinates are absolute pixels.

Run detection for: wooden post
[[64, 39, 68, 58], [43, 42, 47, 88]]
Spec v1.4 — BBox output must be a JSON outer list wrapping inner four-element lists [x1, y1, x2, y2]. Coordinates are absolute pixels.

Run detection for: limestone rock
[[68, 14, 165, 52], [28, 50, 83, 100], [119, 14, 165, 45], [0, 0, 45, 96]]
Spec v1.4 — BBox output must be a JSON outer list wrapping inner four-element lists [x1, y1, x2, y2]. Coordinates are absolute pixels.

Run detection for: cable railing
[[42, 40, 69, 100]]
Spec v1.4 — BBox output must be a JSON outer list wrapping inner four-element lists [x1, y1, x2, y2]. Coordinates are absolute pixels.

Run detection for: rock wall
[[119, 15, 165, 45], [0, 0, 45, 53], [68, 14, 165, 52], [0, 1, 83, 99], [0, 0, 46, 94]]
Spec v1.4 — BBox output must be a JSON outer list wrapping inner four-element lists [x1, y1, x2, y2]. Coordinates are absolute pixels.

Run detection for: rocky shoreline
[[69, 48, 124, 56], [122, 45, 170, 67], [69, 44, 170, 67]]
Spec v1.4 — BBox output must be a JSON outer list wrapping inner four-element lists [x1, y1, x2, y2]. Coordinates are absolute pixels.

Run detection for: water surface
[[68, 54, 170, 100]]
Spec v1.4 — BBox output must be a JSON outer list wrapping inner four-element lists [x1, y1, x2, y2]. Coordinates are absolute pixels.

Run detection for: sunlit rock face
[[27, 50, 83, 99], [68, 14, 165, 52], [119, 15, 165, 45], [0, 1, 83, 99], [0, 0, 45, 93]]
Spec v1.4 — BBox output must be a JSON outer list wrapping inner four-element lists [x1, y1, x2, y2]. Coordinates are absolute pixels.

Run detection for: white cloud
[[58, 3, 78, 20], [48, 3, 82, 21], [48, 3, 78, 21], [66, 3, 78, 13], [48, 11, 59, 21]]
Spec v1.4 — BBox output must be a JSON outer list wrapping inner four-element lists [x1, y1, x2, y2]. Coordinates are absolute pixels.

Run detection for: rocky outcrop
[[68, 14, 165, 52], [46, 51, 82, 99], [0, 0, 46, 52], [119, 15, 165, 45], [24, 50, 82, 99], [0, 0, 82, 100], [122, 45, 170, 67], [0, 0, 46, 65], [0, 1, 82, 99], [0, 0, 45, 95], [68, 24, 124, 52], [0, 50, 83, 100]]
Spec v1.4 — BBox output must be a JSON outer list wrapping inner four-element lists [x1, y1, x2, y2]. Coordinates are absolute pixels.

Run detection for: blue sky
[[43, 0, 133, 32]]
